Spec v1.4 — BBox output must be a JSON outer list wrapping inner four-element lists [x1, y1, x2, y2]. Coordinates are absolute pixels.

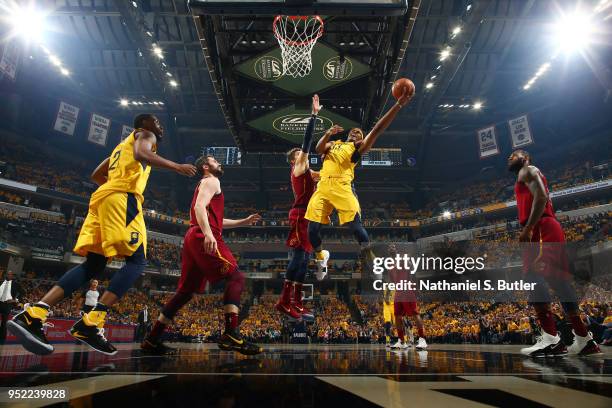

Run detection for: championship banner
[[476, 125, 499, 159], [121, 125, 134, 141], [88, 113, 111, 146], [0, 40, 20, 80], [53, 101, 80, 136], [508, 115, 533, 148]]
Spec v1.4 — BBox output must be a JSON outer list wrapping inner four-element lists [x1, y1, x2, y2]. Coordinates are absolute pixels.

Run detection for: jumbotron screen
[[202, 146, 242, 165], [360, 147, 402, 166]]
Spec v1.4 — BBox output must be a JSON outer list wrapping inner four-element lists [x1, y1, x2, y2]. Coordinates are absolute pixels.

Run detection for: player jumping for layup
[[141, 154, 263, 355], [276, 94, 321, 320], [305, 89, 412, 278], [9, 114, 196, 355], [508, 150, 601, 357]]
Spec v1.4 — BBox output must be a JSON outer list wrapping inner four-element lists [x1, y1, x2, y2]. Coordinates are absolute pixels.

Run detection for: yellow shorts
[[383, 302, 395, 323], [305, 177, 361, 225], [74, 192, 147, 258]]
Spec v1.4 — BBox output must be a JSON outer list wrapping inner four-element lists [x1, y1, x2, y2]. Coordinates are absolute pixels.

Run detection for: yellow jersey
[[320, 140, 358, 181], [92, 129, 156, 205]]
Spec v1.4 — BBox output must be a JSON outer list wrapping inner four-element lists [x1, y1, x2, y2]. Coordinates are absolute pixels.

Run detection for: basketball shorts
[[74, 192, 147, 258], [383, 302, 395, 323], [305, 177, 361, 225], [286, 208, 313, 253], [177, 226, 238, 294], [521, 216, 570, 280], [394, 301, 419, 317]]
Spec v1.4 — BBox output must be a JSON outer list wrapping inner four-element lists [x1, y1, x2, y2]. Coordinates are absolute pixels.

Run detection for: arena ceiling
[[19, 0, 612, 180]]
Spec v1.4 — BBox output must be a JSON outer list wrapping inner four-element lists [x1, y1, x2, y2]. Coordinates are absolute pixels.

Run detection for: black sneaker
[[218, 330, 263, 356], [141, 338, 177, 355], [69, 319, 117, 356], [7, 304, 54, 355]]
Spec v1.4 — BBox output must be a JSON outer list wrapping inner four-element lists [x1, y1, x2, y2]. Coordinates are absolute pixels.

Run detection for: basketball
[[392, 78, 415, 100]]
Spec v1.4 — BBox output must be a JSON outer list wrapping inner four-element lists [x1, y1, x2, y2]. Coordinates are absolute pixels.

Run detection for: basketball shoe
[[141, 338, 177, 355], [567, 331, 602, 356], [218, 329, 263, 355], [7, 303, 54, 355], [521, 331, 567, 357], [69, 306, 117, 355], [416, 337, 428, 350]]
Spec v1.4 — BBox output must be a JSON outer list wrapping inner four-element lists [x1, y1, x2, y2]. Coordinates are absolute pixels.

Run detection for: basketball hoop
[[273, 15, 324, 78]]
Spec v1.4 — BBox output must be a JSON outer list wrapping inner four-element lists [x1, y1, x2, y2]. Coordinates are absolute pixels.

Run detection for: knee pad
[[347, 214, 369, 244], [107, 245, 146, 298], [224, 268, 245, 307], [308, 222, 323, 248]]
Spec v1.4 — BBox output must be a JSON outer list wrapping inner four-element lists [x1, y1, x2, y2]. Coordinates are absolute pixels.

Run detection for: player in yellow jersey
[[8, 114, 196, 355], [382, 288, 395, 348], [305, 89, 412, 278]]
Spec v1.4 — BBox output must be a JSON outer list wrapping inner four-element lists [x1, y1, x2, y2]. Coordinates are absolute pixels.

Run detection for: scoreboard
[[202, 147, 242, 165], [361, 148, 402, 166]]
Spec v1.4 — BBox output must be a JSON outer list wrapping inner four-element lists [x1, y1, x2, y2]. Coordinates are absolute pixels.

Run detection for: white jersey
[[85, 289, 99, 306]]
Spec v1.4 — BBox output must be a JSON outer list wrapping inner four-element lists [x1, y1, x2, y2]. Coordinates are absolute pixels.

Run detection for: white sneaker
[[385, 342, 391, 348], [391, 340, 402, 349], [416, 337, 428, 350], [520, 331, 566, 357], [567, 331, 602, 356], [400, 342, 409, 350], [315, 250, 330, 281]]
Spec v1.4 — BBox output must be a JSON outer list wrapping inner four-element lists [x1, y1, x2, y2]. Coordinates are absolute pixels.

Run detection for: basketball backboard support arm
[[189, 0, 409, 16]]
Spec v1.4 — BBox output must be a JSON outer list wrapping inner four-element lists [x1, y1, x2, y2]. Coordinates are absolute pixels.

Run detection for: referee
[[81, 280, 100, 313]]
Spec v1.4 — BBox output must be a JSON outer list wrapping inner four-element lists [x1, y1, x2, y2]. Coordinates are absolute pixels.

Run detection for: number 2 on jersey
[[108, 149, 121, 170]]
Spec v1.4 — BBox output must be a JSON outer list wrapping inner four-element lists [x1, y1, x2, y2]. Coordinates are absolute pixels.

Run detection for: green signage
[[247, 105, 360, 144], [235, 42, 371, 96]]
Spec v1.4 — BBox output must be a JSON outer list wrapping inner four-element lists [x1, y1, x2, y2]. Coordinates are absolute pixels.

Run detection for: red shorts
[[286, 208, 313, 253], [393, 290, 418, 316], [177, 226, 238, 294], [394, 301, 419, 317], [521, 216, 570, 280]]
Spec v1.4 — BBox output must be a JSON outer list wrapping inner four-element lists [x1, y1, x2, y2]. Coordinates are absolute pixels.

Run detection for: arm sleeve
[[301, 114, 317, 153]]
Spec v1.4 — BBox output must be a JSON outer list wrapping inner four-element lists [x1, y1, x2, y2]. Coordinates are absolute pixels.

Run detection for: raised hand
[[312, 94, 322, 115]]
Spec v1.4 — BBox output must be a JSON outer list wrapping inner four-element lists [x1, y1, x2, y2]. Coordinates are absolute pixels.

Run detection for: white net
[[273, 15, 324, 78]]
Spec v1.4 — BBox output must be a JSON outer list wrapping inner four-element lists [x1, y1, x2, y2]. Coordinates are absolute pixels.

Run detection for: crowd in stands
[[7, 274, 610, 346]]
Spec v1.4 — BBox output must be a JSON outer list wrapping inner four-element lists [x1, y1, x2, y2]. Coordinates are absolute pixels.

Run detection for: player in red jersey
[[275, 95, 321, 321], [387, 244, 427, 350], [508, 150, 601, 357], [141, 154, 263, 355]]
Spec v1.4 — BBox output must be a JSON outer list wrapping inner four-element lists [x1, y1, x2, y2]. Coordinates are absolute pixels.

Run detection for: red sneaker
[[275, 301, 302, 320], [291, 302, 314, 320]]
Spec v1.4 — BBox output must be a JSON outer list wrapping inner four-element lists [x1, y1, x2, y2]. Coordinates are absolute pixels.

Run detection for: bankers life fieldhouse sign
[[247, 105, 359, 144]]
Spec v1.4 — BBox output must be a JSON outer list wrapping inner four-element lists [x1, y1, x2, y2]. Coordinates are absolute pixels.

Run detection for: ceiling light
[[120, 99, 129, 106], [7, 4, 49, 43], [452, 26, 462, 36], [425, 82, 434, 89], [166, 72, 172, 77], [440, 48, 451, 61], [553, 10, 595, 54], [48, 55, 61, 66], [60, 68, 69, 76], [169, 80, 178, 87], [473, 101, 483, 110]]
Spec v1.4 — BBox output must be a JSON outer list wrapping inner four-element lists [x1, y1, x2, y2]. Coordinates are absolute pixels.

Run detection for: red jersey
[[514, 168, 555, 226], [189, 178, 225, 240], [290, 166, 315, 209]]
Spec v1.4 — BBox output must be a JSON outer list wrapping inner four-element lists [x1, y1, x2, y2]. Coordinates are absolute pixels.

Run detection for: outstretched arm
[[223, 214, 262, 229], [358, 89, 412, 154], [133, 130, 197, 177], [294, 94, 322, 177]]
